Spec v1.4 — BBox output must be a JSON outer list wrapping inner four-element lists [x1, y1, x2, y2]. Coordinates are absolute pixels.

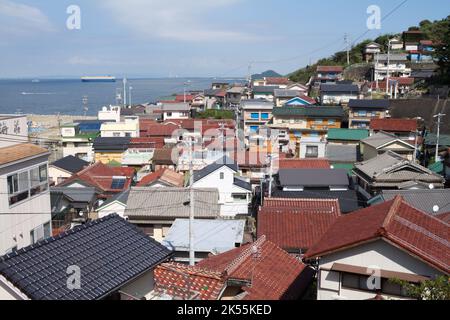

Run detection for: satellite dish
[[79, 211, 84, 217], [433, 205, 440, 213], [429, 184, 435, 190]]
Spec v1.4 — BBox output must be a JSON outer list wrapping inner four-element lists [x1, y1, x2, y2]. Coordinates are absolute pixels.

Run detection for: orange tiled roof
[[0, 143, 49, 166]]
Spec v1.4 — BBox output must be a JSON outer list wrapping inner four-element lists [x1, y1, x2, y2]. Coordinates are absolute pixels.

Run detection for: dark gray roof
[[252, 86, 277, 94], [326, 144, 359, 162], [278, 169, 349, 188], [348, 99, 390, 109], [233, 177, 252, 191], [204, 89, 223, 96], [50, 187, 97, 203], [93, 137, 131, 151], [271, 190, 364, 213], [97, 189, 130, 210], [51, 156, 89, 174], [371, 189, 450, 216], [320, 84, 359, 93], [193, 157, 238, 183], [0, 214, 172, 300]]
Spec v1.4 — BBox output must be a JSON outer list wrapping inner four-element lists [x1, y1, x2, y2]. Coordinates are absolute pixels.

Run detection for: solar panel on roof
[[111, 178, 126, 189]]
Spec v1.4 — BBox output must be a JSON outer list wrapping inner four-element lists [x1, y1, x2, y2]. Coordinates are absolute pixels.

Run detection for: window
[[305, 146, 319, 158], [30, 225, 45, 244], [341, 272, 410, 297], [166, 112, 172, 117], [261, 113, 269, 120], [358, 111, 367, 117], [328, 119, 336, 125], [250, 113, 259, 120], [8, 165, 48, 206], [113, 132, 121, 137], [315, 119, 323, 124], [220, 172, 225, 180], [125, 132, 132, 137], [250, 126, 258, 132], [43, 221, 51, 239]]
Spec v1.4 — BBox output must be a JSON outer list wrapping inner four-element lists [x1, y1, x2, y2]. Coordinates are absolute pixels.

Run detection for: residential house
[[124, 187, 220, 242], [258, 198, 341, 255], [154, 236, 315, 300], [50, 187, 98, 231], [161, 219, 246, 263], [373, 54, 411, 81], [389, 37, 404, 50], [276, 158, 331, 171], [371, 77, 415, 98], [353, 151, 445, 199], [363, 42, 382, 62], [137, 168, 184, 187], [264, 77, 290, 88], [226, 86, 246, 109], [286, 83, 309, 93], [60, 121, 102, 162], [305, 196, 449, 300], [360, 131, 415, 161], [348, 99, 390, 129], [276, 168, 349, 192], [58, 162, 134, 200], [191, 157, 252, 217], [327, 128, 369, 145], [270, 106, 343, 156], [0, 114, 28, 147], [93, 137, 131, 164], [320, 83, 359, 106], [0, 214, 173, 300], [240, 99, 273, 137], [96, 189, 129, 219], [121, 137, 159, 167], [152, 147, 179, 171], [370, 118, 417, 140], [368, 189, 450, 217], [0, 143, 51, 255], [313, 66, 344, 87], [326, 144, 360, 175], [252, 86, 278, 101], [211, 82, 229, 90], [161, 103, 190, 121], [100, 116, 140, 138], [204, 89, 226, 109], [403, 30, 425, 51], [48, 155, 89, 186], [98, 105, 121, 122], [274, 89, 316, 107], [299, 137, 327, 159]]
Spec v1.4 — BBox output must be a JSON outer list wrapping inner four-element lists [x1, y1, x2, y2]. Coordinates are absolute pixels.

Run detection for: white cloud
[[0, 0, 54, 36], [101, 0, 257, 42]]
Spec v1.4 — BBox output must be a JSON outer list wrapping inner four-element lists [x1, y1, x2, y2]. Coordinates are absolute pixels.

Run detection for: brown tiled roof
[[370, 118, 417, 132], [0, 143, 49, 166], [317, 66, 344, 73], [60, 162, 134, 193], [258, 198, 341, 251], [141, 123, 180, 137], [196, 237, 315, 300], [130, 137, 165, 149], [137, 168, 184, 187], [265, 77, 290, 85], [436, 212, 450, 224], [153, 148, 179, 165], [278, 159, 330, 169], [154, 263, 226, 300], [306, 196, 450, 274]]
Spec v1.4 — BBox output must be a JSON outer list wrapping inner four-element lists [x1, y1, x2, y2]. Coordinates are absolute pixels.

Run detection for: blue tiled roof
[[0, 214, 172, 300]]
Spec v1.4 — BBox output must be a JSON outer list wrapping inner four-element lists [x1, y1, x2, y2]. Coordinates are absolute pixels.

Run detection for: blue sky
[[0, 0, 447, 78]]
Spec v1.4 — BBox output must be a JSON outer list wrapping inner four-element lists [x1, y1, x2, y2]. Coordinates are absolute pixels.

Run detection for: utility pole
[[344, 34, 350, 65], [129, 86, 133, 107], [123, 78, 127, 108], [375, 52, 379, 91], [434, 113, 446, 162], [386, 39, 391, 96], [188, 136, 195, 266], [247, 62, 253, 86], [267, 153, 274, 198]]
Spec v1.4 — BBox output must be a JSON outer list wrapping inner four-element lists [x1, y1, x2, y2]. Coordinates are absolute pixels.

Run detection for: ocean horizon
[[0, 77, 245, 116]]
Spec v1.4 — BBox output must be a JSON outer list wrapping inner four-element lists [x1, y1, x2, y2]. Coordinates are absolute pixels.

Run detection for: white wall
[[163, 111, 189, 121], [317, 239, 444, 300], [299, 142, 326, 159], [192, 166, 250, 216], [48, 166, 72, 185], [321, 94, 358, 105], [0, 116, 28, 148], [97, 202, 126, 219], [0, 156, 52, 255]]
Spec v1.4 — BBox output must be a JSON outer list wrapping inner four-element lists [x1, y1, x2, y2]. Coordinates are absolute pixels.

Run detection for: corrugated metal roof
[[162, 219, 245, 253], [125, 187, 220, 219]]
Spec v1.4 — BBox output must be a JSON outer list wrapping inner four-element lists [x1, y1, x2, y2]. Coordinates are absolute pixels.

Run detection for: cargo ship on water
[[81, 76, 116, 82]]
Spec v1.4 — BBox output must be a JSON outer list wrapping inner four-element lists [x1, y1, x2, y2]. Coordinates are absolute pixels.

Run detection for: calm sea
[[0, 78, 244, 116]]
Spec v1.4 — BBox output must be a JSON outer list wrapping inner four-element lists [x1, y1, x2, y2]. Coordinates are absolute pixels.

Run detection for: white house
[[374, 54, 412, 81], [0, 143, 52, 256], [48, 155, 89, 185], [100, 116, 139, 138], [98, 105, 121, 123], [306, 196, 449, 300], [161, 103, 190, 121], [191, 157, 252, 217], [320, 83, 360, 106], [0, 115, 29, 148], [96, 189, 129, 219], [299, 137, 327, 159]]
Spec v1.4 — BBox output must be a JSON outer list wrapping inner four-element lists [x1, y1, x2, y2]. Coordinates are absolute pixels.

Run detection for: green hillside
[[288, 16, 450, 85]]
